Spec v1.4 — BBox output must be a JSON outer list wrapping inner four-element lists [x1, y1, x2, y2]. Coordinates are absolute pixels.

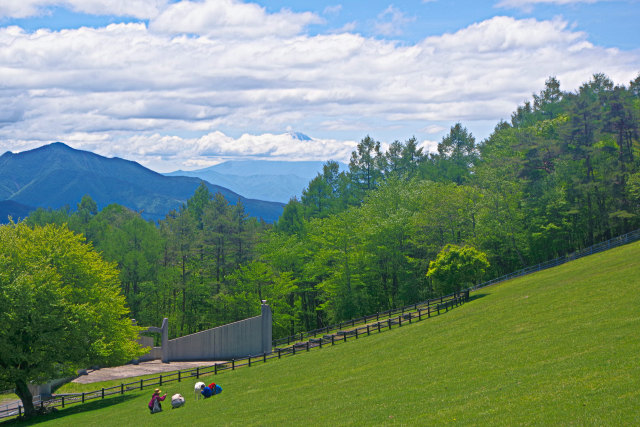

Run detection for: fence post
[[388, 318, 392, 329], [293, 346, 296, 355], [278, 348, 281, 358], [248, 356, 251, 367], [197, 367, 200, 378], [343, 332, 347, 343], [121, 383, 124, 394], [418, 309, 422, 321], [82, 392, 85, 403], [399, 315, 402, 327], [102, 388, 105, 399], [355, 329, 358, 339], [140, 378, 143, 390], [264, 352, 267, 363], [377, 322, 381, 333], [306, 341, 310, 351], [160, 374, 162, 386], [62, 396, 64, 408], [367, 325, 370, 335], [215, 364, 218, 375], [331, 335, 335, 345], [232, 359, 235, 370], [178, 371, 181, 382]]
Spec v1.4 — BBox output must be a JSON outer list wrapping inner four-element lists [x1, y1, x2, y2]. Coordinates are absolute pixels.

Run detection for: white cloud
[[0, 0, 168, 19], [374, 5, 416, 36], [150, 0, 323, 38], [323, 5, 343, 15], [0, 131, 357, 172], [0, 9, 638, 170]]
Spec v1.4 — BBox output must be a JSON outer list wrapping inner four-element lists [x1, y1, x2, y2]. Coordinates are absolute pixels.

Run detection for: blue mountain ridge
[[0, 142, 284, 223]]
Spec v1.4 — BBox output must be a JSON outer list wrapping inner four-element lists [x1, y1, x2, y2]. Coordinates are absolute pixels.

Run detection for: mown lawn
[[5, 241, 640, 426]]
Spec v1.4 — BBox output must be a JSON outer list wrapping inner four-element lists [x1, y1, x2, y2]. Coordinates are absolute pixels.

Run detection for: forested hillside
[[25, 73, 640, 340]]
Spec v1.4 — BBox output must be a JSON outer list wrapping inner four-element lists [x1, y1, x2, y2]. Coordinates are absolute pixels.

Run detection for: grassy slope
[[8, 241, 640, 426]]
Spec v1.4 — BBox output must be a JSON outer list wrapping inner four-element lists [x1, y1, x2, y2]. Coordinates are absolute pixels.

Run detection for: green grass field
[[5, 241, 640, 426]]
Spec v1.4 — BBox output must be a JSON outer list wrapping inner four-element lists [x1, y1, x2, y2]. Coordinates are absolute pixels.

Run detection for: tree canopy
[[427, 244, 490, 295], [0, 222, 144, 417]]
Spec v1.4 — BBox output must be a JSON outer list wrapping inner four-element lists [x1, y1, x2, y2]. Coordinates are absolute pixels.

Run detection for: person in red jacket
[[201, 382, 223, 398], [149, 388, 167, 413]]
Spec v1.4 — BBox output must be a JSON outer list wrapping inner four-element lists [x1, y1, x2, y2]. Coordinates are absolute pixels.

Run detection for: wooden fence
[[0, 292, 468, 420]]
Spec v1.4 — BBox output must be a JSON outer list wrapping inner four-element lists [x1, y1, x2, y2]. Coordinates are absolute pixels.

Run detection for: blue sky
[[0, 0, 638, 171]]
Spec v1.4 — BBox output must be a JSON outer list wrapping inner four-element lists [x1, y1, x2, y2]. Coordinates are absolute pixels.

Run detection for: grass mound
[[7, 241, 640, 425]]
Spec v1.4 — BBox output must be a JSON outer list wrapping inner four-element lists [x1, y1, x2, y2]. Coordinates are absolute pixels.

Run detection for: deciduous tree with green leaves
[[0, 222, 144, 418], [426, 244, 490, 295]]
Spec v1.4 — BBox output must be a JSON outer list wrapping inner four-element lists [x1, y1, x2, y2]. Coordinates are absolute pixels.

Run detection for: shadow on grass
[[0, 394, 137, 426], [468, 293, 488, 302]]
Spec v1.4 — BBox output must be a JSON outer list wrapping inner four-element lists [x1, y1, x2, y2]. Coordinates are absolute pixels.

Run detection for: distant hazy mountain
[[166, 160, 348, 203], [0, 143, 284, 223]]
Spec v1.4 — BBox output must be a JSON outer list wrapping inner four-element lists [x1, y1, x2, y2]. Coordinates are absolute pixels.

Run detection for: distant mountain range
[[0, 143, 284, 223], [166, 160, 347, 203]]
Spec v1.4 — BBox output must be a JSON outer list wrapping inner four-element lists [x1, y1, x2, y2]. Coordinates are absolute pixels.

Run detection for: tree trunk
[[14, 378, 35, 418]]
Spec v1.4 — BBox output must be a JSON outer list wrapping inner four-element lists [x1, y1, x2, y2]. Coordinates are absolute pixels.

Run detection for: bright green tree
[[426, 244, 490, 295], [0, 222, 144, 417]]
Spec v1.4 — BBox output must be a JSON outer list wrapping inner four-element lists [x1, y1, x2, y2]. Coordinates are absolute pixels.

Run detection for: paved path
[[72, 360, 224, 384]]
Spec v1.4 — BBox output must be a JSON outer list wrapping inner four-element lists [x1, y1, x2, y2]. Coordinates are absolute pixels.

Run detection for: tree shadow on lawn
[[0, 394, 137, 426], [468, 293, 488, 302]]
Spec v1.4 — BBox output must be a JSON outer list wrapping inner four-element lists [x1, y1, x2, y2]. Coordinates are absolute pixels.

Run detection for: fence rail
[[272, 291, 466, 347]]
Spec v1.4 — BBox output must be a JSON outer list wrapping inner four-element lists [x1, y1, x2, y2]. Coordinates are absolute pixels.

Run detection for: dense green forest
[[25, 73, 640, 339]]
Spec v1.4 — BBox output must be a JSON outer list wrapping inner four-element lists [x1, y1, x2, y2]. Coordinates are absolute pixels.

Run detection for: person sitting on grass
[[149, 388, 167, 414], [201, 382, 222, 398], [210, 382, 222, 395], [200, 383, 213, 398]]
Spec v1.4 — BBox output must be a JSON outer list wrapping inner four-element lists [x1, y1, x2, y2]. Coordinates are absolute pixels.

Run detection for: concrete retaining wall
[[138, 346, 162, 362], [139, 302, 272, 362], [167, 315, 263, 360]]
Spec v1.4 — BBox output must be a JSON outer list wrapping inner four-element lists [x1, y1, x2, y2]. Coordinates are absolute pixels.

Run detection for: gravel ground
[[72, 360, 224, 384]]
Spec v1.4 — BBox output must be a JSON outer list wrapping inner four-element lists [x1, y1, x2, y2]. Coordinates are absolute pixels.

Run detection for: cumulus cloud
[[0, 131, 357, 172], [150, 0, 323, 38], [0, 0, 168, 19], [0, 5, 638, 171]]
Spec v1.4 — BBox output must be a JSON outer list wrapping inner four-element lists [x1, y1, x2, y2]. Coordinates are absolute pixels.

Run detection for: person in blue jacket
[[201, 382, 222, 398], [200, 383, 213, 398]]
